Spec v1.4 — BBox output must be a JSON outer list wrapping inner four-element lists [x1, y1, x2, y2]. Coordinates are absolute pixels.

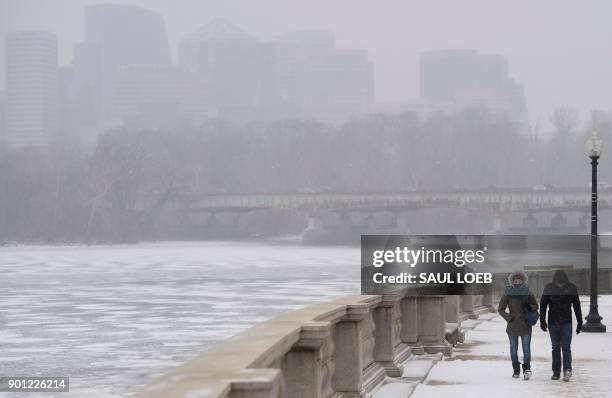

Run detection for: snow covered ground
[[0, 242, 360, 397], [411, 296, 612, 398]]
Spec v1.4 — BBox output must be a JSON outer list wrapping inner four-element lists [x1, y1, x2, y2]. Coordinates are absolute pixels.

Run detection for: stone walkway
[[409, 296, 612, 398]]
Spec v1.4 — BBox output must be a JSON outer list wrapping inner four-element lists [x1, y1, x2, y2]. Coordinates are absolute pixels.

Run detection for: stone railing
[[133, 292, 495, 398]]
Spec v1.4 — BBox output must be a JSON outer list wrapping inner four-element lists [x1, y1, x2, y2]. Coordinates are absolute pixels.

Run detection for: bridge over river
[[156, 188, 612, 242], [169, 188, 612, 213]]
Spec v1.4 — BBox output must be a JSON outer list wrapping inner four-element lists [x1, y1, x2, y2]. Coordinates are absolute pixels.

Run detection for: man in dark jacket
[[539, 270, 582, 382]]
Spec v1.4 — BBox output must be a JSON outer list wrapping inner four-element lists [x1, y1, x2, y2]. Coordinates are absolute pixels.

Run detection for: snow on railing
[[134, 266, 612, 397], [132, 291, 495, 398]]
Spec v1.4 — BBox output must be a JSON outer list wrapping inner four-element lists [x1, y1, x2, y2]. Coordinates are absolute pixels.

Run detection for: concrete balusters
[[417, 296, 453, 356], [482, 283, 497, 312], [445, 295, 461, 324], [331, 302, 369, 397], [444, 295, 463, 345], [360, 301, 387, 394], [372, 296, 411, 377], [399, 295, 424, 354], [460, 294, 477, 319], [282, 321, 334, 398], [132, 292, 509, 398]]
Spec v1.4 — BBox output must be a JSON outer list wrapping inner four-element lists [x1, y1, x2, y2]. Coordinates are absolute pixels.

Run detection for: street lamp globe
[[586, 131, 603, 157]]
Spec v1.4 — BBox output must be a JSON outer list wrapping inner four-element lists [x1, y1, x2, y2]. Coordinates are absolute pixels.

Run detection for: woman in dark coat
[[498, 270, 539, 379]]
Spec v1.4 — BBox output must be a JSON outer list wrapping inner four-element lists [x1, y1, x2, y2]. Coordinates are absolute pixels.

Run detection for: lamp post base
[[583, 310, 606, 333], [582, 322, 606, 333]]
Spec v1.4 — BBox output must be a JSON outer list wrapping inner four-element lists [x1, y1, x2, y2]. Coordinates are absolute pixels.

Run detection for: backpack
[[523, 302, 539, 326]]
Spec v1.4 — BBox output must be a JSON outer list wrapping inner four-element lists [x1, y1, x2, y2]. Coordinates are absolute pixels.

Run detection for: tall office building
[[420, 49, 528, 128], [179, 22, 374, 124], [0, 91, 6, 146], [178, 18, 263, 121], [272, 30, 374, 123], [73, 4, 171, 121], [0, 90, 6, 151], [5, 31, 59, 149], [112, 65, 208, 128]]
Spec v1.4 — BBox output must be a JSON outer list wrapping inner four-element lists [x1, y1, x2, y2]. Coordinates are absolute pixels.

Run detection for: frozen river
[[0, 242, 360, 397]]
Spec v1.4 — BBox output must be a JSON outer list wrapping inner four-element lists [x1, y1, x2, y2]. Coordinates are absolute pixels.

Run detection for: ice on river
[[0, 241, 360, 397]]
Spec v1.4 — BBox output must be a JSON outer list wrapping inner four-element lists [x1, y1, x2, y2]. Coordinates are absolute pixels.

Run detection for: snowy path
[[411, 296, 612, 398]]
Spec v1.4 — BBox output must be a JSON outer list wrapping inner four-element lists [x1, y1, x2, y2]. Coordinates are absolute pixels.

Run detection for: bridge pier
[[186, 211, 250, 239], [551, 212, 567, 230], [580, 212, 589, 229], [396, 212, 411, 233], [307, 216, 323, 230], [522, 213, 538, 232], [492, 214, 508, 233]]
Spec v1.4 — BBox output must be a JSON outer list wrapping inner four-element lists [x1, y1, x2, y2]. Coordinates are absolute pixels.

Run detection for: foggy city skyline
[[2, 0, 612, 244], [1, 0, 612, 129]]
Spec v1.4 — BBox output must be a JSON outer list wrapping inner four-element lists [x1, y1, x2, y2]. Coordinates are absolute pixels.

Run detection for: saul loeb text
[[373, 272, 493, 284]]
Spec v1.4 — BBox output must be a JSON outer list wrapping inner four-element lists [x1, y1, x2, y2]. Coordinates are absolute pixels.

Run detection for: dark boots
[[512, 362, 520, 378], [523, 363, 532, 380]]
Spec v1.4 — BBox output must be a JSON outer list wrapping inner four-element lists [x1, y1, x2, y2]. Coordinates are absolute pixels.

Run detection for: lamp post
[[583, 131, 606, 333]]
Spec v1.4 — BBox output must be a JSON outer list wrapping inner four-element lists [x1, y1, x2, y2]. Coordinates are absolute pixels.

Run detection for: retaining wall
[[134, 266, 612, 397], [133, 292, 494, 398]]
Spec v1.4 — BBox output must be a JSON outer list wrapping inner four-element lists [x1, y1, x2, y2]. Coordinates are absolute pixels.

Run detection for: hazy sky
[[1, 0, 611, 128]]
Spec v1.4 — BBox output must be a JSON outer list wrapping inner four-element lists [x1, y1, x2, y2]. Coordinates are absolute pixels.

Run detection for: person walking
[[539, 269, 582, 382], [498, 270, 539, 380]]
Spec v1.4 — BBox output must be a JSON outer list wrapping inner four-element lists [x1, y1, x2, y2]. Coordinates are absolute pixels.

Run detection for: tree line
[[1, 106, 610, 243]]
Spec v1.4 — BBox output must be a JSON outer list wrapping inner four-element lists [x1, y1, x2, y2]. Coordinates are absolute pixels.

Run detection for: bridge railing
[[132, 291, 496, 398]]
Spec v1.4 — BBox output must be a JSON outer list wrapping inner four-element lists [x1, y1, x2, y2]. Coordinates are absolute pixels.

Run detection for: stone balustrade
[[133, 291, 495, 398], [131, 267, 611, 397]]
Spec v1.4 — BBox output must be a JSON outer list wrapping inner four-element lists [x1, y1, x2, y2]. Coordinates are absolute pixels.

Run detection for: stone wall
[[133, 292, 495, 398], [133, 267, 612, 397]]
